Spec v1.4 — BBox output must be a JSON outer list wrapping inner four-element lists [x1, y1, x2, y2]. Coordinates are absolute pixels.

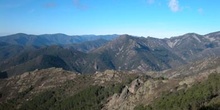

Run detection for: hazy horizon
[[1, 0, 220, 38]]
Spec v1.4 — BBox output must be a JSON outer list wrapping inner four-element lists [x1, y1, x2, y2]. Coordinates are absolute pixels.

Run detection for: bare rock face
[[93, 70, 121, 85], [119, 86, 129, 100], [103, 77, 182, 110], [128, 79, 143, 94], [103, 78, 146, 110]]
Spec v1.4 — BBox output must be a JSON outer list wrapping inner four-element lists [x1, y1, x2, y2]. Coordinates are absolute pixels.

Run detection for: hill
[[1, 57, 220, 110]]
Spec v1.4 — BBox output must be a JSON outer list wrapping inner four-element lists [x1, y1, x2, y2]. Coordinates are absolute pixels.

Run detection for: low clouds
[[168, 0, 180, 12], [147, 0, 180, 12]]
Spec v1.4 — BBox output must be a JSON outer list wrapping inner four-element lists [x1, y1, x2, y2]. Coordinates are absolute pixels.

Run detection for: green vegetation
[[0, 86, 34, 110], [0, 82, 124, 110], [0, 100, 17, 110], [53, 84, 123, 110], [19, 84, 124, 110], [20, 90, 57, 110], [134, 73, 220, 110]]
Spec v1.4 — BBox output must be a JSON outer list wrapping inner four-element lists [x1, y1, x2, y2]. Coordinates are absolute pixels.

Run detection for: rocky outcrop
[[93, 70, 120, 84], [93, 70, 139, 86], [103, 59, 220, 110], [128, 79, 143, 94], [102, 79, 143, 109]]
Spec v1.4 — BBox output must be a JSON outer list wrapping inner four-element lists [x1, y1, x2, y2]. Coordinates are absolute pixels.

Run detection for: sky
[[0, 0, 220, 38]]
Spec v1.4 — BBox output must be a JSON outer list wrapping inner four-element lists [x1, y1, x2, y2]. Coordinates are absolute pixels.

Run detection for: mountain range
[[1, 31, 220, 110], [0, 33, 118, 46], [0, 31, 220, 78]]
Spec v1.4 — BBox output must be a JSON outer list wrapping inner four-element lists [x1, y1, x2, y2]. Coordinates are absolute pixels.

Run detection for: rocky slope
[[83, 32, 220, 74], [0, 68, 77, 102], [0, 68, 140, 110], [103, 57, 220, 110], [1, 57, 220, 110], [89, 35, 185, 73], [166, 33, 220, 61]]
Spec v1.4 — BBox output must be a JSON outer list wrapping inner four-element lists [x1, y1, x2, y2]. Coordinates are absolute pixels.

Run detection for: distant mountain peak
[[117, 34, 133, 39], [15, 33, 27, 35], [184, 32, 200, 35], [11, 33, 29, 36], [205, 31, 220, 37], [41, 33, 69, 36]]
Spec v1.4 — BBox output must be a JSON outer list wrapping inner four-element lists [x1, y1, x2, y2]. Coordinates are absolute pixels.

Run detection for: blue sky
[[0, 0, 220, 38]]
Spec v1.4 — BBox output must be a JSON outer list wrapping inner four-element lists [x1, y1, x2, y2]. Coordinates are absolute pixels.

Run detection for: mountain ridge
[[0, 33, 118, 46], [0, 31, 220, 77]]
